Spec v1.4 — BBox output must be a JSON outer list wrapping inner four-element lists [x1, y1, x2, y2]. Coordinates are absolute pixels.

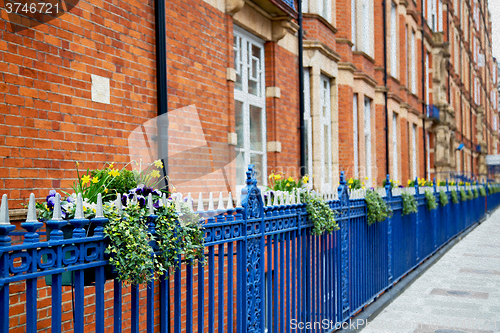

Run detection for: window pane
[[304, 118, 310, 175], [236, 151, 246, 186], [324, 124, 329, 182], [250, 105, 263, 151], [248, 44, 261, 96], [234, 36, 242, 91], [235, 101, 244, 149], [251, 153, 264, 184]]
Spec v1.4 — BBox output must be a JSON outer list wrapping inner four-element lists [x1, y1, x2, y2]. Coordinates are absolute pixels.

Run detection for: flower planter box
[[44, 222, 115, 287]]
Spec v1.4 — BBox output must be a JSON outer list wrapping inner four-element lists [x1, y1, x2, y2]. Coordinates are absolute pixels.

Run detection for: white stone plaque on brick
[[91, 74, 110, 104]]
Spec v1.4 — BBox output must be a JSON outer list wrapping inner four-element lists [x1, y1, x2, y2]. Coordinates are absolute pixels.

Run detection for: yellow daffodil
[[81, 175, 91, 185], [154, 160, 163, 168], [150, 170, 161, 178], [274, 174, 282, 180], [365, 177, 369, 180], [104, 188, 108, 193], [108, 169, 119, 177], [109, 163, 114, 169], [287, 177, 294, 182], [362, 186, 365, 189], [269, 173, 274, 179], [92, 177, 99, 184], [408, 179, 412, 185], [302, 175, 309, 183], [348, 178, 353, 184], [76, 161, 79, 166], [172, 186, 177, 192]]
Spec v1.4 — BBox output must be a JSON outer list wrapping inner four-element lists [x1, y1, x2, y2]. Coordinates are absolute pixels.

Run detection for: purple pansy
[[46, 189, 57, 202], [66, 196, 75, 203], [137, 195, 146, 208], [121, 194, 129, 207], [153, 200, 160, 209]]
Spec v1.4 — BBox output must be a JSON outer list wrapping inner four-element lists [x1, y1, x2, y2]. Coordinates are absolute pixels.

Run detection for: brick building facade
[[1, 0, 498, 203]]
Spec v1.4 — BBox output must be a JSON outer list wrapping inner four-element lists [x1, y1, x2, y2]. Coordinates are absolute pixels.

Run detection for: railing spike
[[285, 192, 290, 205], [297, 189, 302, 204], [208, 192, 214, 211], [187, 193, 193, 211], [51, 193, 63, 221], [0, 194, 10, 225], [217, 192, 225, 211], [236, 191, 242, 208], [25, 193, 38, 223], [227, 192, 234, 210], [273, 191, 279, 206], [197, 193, 205, 212], [267, 191, 272, 207], [74, 193, 84, 219], [161, 193, 167, 207], [148, 193, 154, 215], [175, 193, 182, 213], [115, 193, 122, 212], [95, 193, 104, 218], [279, 191, 285, 205]]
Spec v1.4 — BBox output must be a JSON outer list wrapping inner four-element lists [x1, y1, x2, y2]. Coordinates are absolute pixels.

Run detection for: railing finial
[[26, 193, 38, 223], [0, 194, 10, 225]]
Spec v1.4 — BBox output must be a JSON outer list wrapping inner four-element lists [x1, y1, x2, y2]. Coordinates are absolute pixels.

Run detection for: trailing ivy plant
[[473, 188, 479, 198], [155, 201, 206, 272], [401, 191, 418, 216], [365, 190, 392, 225], [450, 189, 459, 204], [104, 203, 158, 285], [460, 188, 467, 201], [479, 186, 486, 197], [302, 192, 339, 235], [439, 190, 449, 206], [424, 190, 437, 210]]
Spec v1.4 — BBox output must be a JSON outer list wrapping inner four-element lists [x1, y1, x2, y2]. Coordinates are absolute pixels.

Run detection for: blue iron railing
[[0, 166, 498, 332], [426, 104, 440, 120]]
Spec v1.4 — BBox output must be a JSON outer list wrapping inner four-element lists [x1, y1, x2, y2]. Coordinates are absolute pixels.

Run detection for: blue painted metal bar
[[173, 262, 181, 333], [218, 242, 225, 333], [95, 266, 105, 333], [113, 279, 122, 333], [186, 263, 193, 333], [160, 274, 169, 333], [131, 283, 139, 333]]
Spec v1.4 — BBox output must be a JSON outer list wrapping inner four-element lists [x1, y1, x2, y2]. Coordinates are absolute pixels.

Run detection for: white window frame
[[318, 0, 332, 22], [361, 0, 372, 56], [412, 124, 417, 180], [233, 27, 267, 186], [426, 132, 430, 181], [353, 94, 359, 178], [304, 68, 313, 184], [390, 1, 398, 78], [411, 30, 417, 94], [320, 75, 333, 191], [364, 97, 372, 186], [392, 113, 398, 181], [352, 0, 356, 49]]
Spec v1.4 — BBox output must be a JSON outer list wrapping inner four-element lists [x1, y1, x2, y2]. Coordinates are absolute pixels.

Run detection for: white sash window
[[234, 27, 266, 186]]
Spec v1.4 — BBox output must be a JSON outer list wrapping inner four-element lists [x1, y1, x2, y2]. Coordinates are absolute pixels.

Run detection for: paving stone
[[361, 209, 500, 333]]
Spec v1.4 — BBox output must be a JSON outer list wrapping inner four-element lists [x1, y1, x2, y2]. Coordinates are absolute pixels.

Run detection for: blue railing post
[[384, 175, 393, 284], [433, 178, 437, 249], [414, 178, 420, 262], [0, 195, 16, 333], [241, 165, 265, 333], [337, 171, 350, 320]]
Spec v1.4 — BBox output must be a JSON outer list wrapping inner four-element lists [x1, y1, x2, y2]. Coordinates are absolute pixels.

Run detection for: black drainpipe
[[155, 0, 169, 182], [298, 0, 306, 177], [383, 0, 390, 177], [421, 2, 427, 179]]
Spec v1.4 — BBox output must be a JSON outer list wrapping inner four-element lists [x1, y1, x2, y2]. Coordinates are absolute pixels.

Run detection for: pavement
[[360, 208, 500, 333]]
